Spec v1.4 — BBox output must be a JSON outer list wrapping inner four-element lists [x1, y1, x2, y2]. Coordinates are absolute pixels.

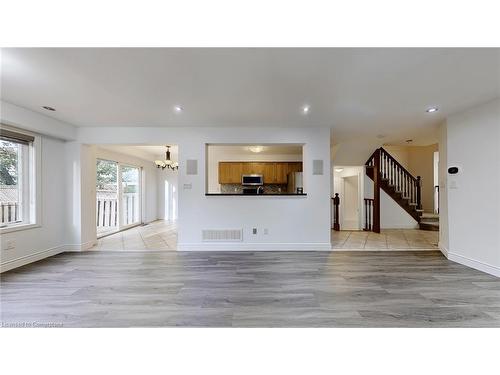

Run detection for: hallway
[[91, 220, 177, 251]]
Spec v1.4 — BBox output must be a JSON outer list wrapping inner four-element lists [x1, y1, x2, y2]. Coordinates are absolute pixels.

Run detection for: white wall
[[445, 98, 500, 277], [77, 126, 332, 251], [438, 121, 449, 253], [1, 105, 76, 272], [157, 168, 178, 221]]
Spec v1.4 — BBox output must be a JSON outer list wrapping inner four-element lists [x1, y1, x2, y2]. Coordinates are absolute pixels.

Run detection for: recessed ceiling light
[[335, 168, 344, 173], [426, 106, 439, 113], [42, 106, 55, 111], [174, 105, 183, 113], [302, 105, 310, 114]]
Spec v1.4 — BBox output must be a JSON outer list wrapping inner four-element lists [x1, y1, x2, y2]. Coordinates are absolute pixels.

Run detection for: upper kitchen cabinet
[[219, 161, 302, 184], [218, 162, 243, 184]]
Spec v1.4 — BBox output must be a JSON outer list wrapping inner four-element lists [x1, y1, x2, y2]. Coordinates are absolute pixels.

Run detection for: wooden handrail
[[380, 147, 418, 183]]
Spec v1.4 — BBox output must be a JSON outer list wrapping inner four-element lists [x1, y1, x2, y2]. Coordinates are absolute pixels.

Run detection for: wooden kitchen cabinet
[[275, 162, 289, 184], [218, 162, 243, 184], [262, 163, 277, 184], [218, 161, 302, 184]]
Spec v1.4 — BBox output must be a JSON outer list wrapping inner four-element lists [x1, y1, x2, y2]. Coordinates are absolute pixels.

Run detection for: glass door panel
[[96, 159, 119, 237], [120, 165, 140, 227]]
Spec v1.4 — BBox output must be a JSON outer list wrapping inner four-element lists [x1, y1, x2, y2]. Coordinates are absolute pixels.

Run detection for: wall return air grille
[[202, 229, 243, 242]]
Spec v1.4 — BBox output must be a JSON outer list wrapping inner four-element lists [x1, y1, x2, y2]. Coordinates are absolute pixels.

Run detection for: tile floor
[[331, 229, 439, 250], [91, 220, 177, 251]]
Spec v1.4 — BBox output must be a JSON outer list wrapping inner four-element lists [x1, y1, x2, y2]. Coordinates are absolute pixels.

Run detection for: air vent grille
[[202, 229, 243, 242]]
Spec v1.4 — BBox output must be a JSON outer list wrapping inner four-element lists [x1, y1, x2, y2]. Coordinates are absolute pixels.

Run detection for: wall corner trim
[[438, 242, 448, 258]]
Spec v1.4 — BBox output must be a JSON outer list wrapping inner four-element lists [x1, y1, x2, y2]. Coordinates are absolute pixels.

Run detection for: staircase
[[365, 147, 439, 232]]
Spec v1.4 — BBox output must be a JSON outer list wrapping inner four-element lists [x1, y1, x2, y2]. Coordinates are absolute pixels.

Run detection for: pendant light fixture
[[154, 145, 179, 170]]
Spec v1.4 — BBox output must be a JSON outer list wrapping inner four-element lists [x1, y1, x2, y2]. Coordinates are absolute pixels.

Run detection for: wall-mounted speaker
[[312, 160, 324, 175], [186, 159, 198, 175]]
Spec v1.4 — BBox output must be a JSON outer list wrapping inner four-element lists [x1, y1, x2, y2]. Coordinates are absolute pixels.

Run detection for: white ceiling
[[1, 48, 499, 143]]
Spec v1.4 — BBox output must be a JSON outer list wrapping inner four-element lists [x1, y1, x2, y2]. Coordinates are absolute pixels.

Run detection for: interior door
[[120, 165, 141, 228]]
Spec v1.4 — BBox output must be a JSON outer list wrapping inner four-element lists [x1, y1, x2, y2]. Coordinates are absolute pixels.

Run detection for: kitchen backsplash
[[221, 184, 287, 194]]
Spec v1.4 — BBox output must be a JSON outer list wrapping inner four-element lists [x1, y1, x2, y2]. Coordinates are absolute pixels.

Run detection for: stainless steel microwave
[[241, 174, 263, 186]]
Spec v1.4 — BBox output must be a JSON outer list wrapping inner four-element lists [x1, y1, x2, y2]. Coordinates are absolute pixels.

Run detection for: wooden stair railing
[[363, 198, 374, 231], [365, 147, 423, 232]]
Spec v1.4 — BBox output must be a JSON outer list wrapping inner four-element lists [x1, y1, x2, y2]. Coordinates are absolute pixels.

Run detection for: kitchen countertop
[[205, 193, 307, 196]]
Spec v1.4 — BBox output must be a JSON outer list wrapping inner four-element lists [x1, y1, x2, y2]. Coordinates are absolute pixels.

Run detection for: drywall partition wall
[[0, 136, 68, 272], [438, 121, 449, 255], [0, 104, 77, 272], [446, 99, 500, 277], [157, 168, 178, 221], [77, 126, 332, 251]]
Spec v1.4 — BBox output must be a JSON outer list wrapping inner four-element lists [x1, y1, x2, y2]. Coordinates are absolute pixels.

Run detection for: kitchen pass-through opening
[[205, 144, 305, 195]]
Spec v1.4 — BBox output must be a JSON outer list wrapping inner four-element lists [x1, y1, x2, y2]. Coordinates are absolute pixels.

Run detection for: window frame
[[0, 124, 41, 234]]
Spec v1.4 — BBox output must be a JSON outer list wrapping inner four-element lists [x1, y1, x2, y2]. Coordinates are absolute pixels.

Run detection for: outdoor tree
[[96, 159, 117, 189], [0, 141, 18, 185]]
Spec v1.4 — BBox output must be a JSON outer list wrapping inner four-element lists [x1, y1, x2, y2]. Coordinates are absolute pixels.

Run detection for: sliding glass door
[[120, 165, 141, 228], [96, 160, 142, 237], [96, 159, 119, 236]]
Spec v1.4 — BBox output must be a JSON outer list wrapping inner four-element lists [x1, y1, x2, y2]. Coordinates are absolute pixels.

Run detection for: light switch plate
[[183, 183, 192, 190]]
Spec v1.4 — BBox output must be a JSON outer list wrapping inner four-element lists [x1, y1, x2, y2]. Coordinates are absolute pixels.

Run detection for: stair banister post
[[416, 176, 422, 210], [372, 148, 381, 233], [333, 193, 340, 231]]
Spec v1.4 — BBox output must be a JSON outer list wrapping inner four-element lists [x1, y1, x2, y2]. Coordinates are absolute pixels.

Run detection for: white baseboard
[[448, 251, 500, 278], [177, 242, 332, 251], [64, 240, 97, 252], [0, 245, 66, 273], [438, 242, 448, 257]]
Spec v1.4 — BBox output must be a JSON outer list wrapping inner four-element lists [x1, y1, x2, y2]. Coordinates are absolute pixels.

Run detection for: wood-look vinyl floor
[[1, 251, 499, 327]]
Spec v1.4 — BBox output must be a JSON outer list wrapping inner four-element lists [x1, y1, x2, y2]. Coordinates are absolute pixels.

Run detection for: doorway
[[96, 159, 142, 238], [342, 175, 360, 230]]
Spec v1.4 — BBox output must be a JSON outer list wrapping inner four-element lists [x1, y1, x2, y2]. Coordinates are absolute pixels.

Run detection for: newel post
[[333, 193, 340, 231], [416, 176, 422, 210], [372, 149, 381, 233]]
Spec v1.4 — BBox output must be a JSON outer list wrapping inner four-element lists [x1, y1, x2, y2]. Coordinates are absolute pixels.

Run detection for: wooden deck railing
[[1, 202, 20, 224], [96, 193, 138, 228]]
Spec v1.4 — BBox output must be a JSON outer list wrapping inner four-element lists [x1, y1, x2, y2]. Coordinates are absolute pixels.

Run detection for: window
[[0, 127, 37, 230]]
